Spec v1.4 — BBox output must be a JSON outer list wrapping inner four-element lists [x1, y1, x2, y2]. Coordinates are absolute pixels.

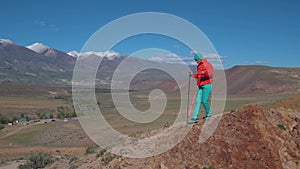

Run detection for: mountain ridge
[[0, 39, 299, 95], [225, 65, 300, 94]]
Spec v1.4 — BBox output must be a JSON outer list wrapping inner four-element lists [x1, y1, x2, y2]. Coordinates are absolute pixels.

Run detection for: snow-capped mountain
[[1, 39, 299, 94], [0, 40, 178, 89], [0, 40, 75, 85], [67, 50, 122, 60], [0, 39, 15, 46], [26, 42, 75, 65], [67, 51, 80, 58], [26, 42, 50, 54], [26, 42, 60, 57]]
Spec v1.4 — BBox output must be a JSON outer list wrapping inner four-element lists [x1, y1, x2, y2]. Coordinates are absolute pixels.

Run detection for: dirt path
[[0, 120, 56, 139], [0, 124, 33, 139], [0, 146, 85, 154]]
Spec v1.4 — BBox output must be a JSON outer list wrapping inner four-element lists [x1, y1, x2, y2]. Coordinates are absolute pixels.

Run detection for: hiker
[[188, 52, 214, 124]]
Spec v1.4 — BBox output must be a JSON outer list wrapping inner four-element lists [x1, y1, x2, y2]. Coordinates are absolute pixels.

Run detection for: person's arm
[[193, 73, 199, 78], [194, 66, 202, 85]]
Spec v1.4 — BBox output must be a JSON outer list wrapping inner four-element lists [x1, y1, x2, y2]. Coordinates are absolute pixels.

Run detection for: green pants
[[192, 84, 212, 119]]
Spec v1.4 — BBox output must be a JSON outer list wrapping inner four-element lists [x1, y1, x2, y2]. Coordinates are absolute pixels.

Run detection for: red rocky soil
[[48, 105, 300, 169]]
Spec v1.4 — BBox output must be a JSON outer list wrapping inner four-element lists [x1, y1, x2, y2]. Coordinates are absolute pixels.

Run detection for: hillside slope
[[226, 65, 300, 94], [268, 92, 300, 111], [0, 41, 75, 85], [46, 105, 300, 169]]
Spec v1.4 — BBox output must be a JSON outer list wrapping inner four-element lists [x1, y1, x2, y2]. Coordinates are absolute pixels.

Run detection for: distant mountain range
[[226, 65, 300, 94], [0, 39, 75, 85], [0, 39, 299, 94], [0, 39, 126, 86]]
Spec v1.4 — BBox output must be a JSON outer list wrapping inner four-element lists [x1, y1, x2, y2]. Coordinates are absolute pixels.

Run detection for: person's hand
[[200, 71, 205, 75]]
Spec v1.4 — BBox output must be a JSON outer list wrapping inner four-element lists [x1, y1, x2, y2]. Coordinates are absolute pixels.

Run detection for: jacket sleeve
[[193, 73, 201, 86]]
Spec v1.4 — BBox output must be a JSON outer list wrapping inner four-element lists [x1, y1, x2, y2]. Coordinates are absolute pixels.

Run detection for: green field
[[0, 121, 93, 148], [0, 85, 70, 117]]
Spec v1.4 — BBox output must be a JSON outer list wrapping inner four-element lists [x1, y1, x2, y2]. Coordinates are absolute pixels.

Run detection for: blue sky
[[1, 0, 299, 68]]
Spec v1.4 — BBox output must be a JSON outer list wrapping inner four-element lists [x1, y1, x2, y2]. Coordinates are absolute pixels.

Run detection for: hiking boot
[[203, 115, 212, 120], [187, 118, 198, 124]]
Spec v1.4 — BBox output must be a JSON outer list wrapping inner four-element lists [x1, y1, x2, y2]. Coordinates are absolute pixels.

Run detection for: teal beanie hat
[[193, 52, 203, 60]]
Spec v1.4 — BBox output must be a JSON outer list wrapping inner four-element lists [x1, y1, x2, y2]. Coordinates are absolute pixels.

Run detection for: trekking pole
[[187, 72, 191, 120], [188, 90, 197, 119], [187, 72, 198, 120]]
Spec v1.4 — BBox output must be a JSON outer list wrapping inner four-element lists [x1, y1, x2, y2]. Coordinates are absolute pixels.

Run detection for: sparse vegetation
[[39, 113, 46, 119], [54, 95, 65, 100], [202, 167, 215, 169], [277, 124, 286, 131], [102, 153, 116, 166], [0, 114, 8, 124], [96, 149, 107, 158], [85, 145, 96, 155], [0, 160, 7, 166], [68, 155, 81, 169], [17, 152, 55, 169], [69, 165, 78, 169], [0, 113, 21, 124], [0, 124, 4, 130], [69, 156, 79, 164], [56, 106, 76, 119]]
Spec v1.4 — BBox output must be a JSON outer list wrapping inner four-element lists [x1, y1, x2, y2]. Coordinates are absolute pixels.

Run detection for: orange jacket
[[193, 58, 214, 86]]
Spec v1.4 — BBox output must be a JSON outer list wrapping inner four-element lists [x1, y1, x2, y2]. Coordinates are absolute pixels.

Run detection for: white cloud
[[148, 56, 164, 62], [255, 60, 267, 65], [147, 53, 227, 69], [205, 54, 227, 69], [67, 50, 122, 60], [205, 53, 227, 62], [35, 20, 46, 27], [34, 20, 58, 31], [148, 53, 186, 64]]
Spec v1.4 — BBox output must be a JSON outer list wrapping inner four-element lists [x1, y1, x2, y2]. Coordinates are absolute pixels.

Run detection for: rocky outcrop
[[46, 105, 299, 169]]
